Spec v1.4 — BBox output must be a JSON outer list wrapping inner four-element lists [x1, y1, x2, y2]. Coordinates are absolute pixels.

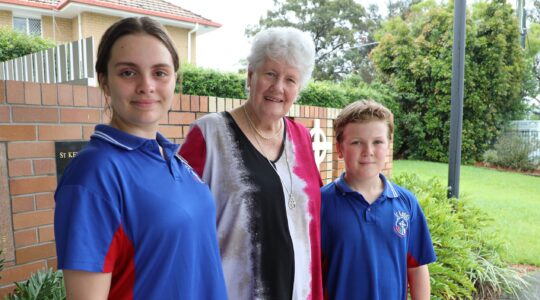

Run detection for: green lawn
[[392, 160, 540, 266]]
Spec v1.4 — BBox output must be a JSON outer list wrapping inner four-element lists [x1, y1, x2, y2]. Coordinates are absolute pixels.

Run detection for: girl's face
[[100, 33, 176, 138]]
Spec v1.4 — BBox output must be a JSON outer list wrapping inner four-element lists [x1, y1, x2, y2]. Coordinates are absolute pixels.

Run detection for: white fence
[[0, 37, 96, 86]]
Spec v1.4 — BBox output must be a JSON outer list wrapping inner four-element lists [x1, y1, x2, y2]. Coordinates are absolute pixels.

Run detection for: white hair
[[247, 27, 316, 90]]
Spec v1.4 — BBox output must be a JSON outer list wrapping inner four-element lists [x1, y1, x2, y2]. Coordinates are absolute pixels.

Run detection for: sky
[[170, 0, 381, 72], [170, 0, 274, 72]]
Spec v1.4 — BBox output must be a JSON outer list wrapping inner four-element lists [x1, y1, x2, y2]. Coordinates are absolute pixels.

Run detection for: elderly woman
[[180, 27, 323, 299]]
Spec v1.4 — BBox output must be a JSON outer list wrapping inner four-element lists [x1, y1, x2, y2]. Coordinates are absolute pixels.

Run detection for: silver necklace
[[243, 105, 283, 140], [243, 105, 296, 209]]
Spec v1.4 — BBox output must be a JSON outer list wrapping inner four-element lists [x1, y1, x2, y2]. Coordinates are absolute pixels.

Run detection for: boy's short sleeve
[[407, 198, 437, 268], [55, 184, 121, 272]]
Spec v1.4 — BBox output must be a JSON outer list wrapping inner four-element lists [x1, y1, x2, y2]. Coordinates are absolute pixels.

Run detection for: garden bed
[[473, 162, 540, 177]]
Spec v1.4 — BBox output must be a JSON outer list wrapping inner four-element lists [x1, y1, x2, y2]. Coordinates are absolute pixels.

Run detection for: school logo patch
[[176, 153, 204, 183], [393, 211, 410, 238]]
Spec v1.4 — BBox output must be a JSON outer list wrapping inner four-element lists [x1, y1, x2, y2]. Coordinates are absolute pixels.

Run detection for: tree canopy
[[371, 0, 527, 162], [524, 1, 540, 116], [246, 0, 379, 81]]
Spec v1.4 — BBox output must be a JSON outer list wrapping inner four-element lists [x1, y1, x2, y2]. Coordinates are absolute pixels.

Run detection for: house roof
[[0, 0, 221, 28]]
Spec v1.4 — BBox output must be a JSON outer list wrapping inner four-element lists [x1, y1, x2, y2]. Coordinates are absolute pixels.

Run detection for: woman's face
[[99, 33, 176, 138], [247, 58, 301, 121]]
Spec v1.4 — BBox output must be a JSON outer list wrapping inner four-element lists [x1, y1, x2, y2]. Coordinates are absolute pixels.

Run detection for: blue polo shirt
[[321, 173, 436, 300], [55, 125, 227, 299]]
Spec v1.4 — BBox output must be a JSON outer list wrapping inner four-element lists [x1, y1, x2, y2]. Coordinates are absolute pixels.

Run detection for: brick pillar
[[0, 143, 15, 261]]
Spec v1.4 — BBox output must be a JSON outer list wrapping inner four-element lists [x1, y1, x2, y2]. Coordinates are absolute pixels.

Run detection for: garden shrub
[[392, 173, 528, 299], [482, 149, 498, 166], [180, 64, 246, 99], [6, 269, 66, 300], [483, 131, 537, 171], [298, 76, 398, 109], [297, 80, 349, 108], [1, 250, 66, 300], [0, 28, 55, 62]]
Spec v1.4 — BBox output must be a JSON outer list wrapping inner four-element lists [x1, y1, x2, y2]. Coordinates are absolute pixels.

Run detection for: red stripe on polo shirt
[[103, 224, 135, 299], [407, 252, 420, 268]]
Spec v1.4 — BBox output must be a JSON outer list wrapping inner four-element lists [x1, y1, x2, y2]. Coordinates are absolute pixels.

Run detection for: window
[[13, 17, 42, 36]]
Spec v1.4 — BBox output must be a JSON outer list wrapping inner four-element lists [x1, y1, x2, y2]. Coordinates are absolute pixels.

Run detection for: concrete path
[[500, 271, 540, 300]]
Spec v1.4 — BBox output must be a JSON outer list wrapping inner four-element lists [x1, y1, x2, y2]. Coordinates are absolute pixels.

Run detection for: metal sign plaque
[[55, 141, 88, 178]]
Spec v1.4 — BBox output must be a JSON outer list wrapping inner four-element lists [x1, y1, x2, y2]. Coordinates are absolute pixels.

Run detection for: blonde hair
[[334, 100, 394, 143]]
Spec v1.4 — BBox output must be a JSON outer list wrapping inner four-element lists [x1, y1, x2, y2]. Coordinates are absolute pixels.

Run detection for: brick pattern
[[165, 26, 191, 65], [42, 16, 74, 44], [80, 13, 120, 56], [0, 80, 392, 296], [0, 10, 12, 28], [72, 15, 78, 41]]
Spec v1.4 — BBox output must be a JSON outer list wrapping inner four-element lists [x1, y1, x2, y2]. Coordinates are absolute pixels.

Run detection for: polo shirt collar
[[91, 124, 172, 151], [335, 172, 399, 199]]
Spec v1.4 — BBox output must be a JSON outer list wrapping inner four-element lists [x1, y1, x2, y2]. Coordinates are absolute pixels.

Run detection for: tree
[[386, 0, 423, 19], [0, 28, 55, 62], [524, 1, 540, 116], [246, 0, 378, 81], [527, 0, 540, 23], [371, 0, 527, 162], [524, 22, 540, 116]]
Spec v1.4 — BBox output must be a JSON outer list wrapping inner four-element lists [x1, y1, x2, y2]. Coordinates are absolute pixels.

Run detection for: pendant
[[288, 195, 296, 209]]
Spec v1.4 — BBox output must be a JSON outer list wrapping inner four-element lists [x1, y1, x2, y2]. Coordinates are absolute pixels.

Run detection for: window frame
[[12, 16, 42, 36]]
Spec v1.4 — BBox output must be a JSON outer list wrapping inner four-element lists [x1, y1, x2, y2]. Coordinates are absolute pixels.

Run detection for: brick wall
[[72, 15, 79, 41], [165, 26, 193, 65], [80, 12, 120, 60], [42, 16, 74, 44], [0, 80, 392, 296], [41, 16, 53, 41]]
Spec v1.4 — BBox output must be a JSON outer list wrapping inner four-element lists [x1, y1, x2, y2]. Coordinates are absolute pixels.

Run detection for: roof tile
[[12, 0, 217, 25]]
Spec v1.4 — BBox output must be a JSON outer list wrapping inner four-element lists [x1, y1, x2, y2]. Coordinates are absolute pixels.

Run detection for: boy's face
[[337, 120, 390, 183]]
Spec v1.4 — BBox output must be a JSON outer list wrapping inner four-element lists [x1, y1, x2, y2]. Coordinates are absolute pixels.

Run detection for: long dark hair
[[95, 16, 180, 77]]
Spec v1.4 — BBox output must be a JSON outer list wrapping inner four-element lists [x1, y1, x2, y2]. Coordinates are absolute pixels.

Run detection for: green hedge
[[180, 64, 246, 99], [393, 173, 528, 299], [0, 28, 55, 62]]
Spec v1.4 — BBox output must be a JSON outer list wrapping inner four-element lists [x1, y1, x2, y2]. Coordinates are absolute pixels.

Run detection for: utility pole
[[519, 0, 527, 49], [448, 0, 466, 199]]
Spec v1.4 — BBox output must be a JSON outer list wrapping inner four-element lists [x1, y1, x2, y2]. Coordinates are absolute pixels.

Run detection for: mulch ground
[[512, 264, 540, 274], [473, 162, 540, 177]]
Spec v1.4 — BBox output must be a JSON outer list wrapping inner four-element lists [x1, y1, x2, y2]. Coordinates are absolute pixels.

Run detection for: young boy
[[321, 100, 436, 300]]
